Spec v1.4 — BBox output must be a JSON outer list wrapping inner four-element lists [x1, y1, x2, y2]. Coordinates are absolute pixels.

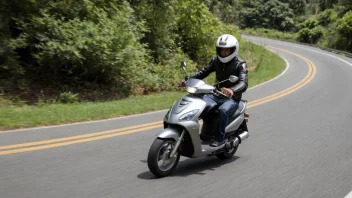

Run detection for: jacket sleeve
[[187, 57, 215, 80], [230, 62, 248, 94]]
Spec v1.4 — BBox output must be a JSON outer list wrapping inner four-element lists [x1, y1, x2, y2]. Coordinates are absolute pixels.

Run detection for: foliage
[[9, 0, 349, 105], [241, 28, 296, 41], [318, 9, 338, 26], [331, 11, 352, 51], [279, 0, 307, 15], [11, 1, 155, 97], [205, 0, 241, 25], [239, 0, 295, 31], [296, 27, 324, 43], [59, 91, 79, 104], [0, 0, 26, 90], [129, 0, 178, 63], [2, 0, 263, 104]]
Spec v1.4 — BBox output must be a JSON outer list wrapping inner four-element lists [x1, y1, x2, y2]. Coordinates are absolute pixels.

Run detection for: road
[[1, 36, 352, 198]]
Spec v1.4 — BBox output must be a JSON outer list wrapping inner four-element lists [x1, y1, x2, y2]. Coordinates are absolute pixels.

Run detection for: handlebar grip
[[213, 89, 228, 98]]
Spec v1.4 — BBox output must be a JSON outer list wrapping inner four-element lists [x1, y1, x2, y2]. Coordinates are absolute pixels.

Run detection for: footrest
[[201, 144, 214, 152], [201, 142, 225, 152]]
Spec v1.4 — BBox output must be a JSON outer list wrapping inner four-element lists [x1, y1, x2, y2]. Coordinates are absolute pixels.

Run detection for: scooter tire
[[147, 138, 180, 178], [215, 145, 238, 160]]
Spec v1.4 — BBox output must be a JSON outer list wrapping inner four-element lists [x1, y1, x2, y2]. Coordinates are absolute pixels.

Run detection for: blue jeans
[[203, 95, 238, 142]]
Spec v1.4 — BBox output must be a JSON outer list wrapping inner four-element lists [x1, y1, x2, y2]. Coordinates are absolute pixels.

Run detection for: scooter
[[147, 61, 250, 178]]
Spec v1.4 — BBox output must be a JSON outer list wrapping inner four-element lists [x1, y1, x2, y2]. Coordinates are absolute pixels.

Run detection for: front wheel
[[147, 138, 180, 178]]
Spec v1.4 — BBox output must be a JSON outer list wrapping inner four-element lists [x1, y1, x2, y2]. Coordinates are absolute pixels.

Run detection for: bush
[[296, 26, 324, 44], [0, 3, 26, 91], [318, 9, 338, 26], [241, 28, 296, 41], [239, 0, 295, 31], [59, 92, 79, 104], [297, 18, 319, 30], [332, 11, 352, 52], [11, 1, 153, 97]]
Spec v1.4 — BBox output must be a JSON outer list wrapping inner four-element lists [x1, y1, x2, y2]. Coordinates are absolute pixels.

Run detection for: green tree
[[205, 0, 241, 25], [175, 0, 222, 65], [319, 0, 338, 11], [280, 0, 307, 15], [129, 0, 178, 63], [318, 8, 338, 26], [8, 0, 155, 96], [335, 0, 352, 16], [239, 0, 295, 31], [335, 11, 352, 51]]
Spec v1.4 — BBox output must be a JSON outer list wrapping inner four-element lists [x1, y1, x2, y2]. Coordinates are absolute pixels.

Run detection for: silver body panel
[[225, 114, 245, 132], [155, 128, 180, 141], [164, 95, 206, 123], [185, 78, 216, 94]]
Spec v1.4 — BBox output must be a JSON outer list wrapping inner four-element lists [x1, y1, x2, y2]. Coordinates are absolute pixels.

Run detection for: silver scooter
[[147, 61, 250, 178]]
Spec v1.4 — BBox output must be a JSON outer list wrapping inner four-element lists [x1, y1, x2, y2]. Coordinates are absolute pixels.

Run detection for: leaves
[[239, 0, 295, 31]]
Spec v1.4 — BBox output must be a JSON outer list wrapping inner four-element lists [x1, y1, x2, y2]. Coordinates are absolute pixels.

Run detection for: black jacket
[[188, 56, 248, 101]]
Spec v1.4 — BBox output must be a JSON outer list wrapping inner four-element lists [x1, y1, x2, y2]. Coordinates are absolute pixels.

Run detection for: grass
[[0, 92, 185, 130], [241, 28, 297, 42], [0, 39, 286, 130], [240, 39, 286, 87]]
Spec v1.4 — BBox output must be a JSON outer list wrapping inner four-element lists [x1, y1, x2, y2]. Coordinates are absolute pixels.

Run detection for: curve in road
[[1, 36, 352, 198], [0, 46, 316, 155]]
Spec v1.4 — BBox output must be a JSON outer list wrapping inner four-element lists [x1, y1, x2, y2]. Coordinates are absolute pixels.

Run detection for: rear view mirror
[[181, 61, 186, 69], [180, 61, 188, 77]]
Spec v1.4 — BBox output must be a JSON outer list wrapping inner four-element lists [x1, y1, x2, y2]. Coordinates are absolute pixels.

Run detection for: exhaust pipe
[[239, 131, 249, 142], [232, 131, 249, 147]]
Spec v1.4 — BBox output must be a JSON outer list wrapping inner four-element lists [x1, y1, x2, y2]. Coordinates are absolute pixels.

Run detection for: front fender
[[155, 127, 181, 141]]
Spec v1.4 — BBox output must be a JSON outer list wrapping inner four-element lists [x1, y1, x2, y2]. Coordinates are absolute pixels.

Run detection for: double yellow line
[[0, 47, 317, 155]]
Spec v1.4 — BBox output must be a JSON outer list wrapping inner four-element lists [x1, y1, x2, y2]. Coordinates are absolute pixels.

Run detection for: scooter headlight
[[186, 86, 197, 93], [179, 109, 199, 121]]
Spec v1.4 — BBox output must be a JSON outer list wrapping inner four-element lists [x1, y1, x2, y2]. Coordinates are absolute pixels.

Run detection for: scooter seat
[[230, 101, 246, 120], [201, 100, 246, 120]]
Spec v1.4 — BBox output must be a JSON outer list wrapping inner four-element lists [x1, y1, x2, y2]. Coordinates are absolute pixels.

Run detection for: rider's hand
[[221, 88, 233, 98], [178, 80, 185, 87], [178, 76, 189, 87]]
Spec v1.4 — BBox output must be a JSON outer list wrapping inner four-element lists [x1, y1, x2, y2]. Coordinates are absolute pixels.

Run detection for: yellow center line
[[0, 47, 317, 155], [247, 46, 316, 108], [0, 121, 162, 150], [0, 124, 164, 155]]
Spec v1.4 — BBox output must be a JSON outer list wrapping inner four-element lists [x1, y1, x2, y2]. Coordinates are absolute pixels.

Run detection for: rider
[[180, 34, 248, 147]]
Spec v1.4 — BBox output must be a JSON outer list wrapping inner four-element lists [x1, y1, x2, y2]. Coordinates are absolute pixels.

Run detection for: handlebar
[[172, 83, 182, 87], [213, 89, 229, 99], [175, 80, 230, 99]]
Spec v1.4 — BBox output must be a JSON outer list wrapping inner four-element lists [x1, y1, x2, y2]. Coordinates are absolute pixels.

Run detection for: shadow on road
[[137, 156, 240, 180]]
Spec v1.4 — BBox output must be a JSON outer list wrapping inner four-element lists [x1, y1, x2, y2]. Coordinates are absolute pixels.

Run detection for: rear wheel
[[147, 138, 180, 178], [215, 136, 238, 160]]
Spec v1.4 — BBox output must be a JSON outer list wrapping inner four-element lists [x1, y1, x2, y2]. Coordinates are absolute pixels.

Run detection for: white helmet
[[216, 34, 239, 63]]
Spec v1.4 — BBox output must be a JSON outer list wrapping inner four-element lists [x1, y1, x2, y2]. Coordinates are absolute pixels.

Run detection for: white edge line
[[0, 42, 290, 134], [345, 190, 352, 198], [280, 41, 352, 67], [247, 56, 290, 91], [244, 35, 352, 67]]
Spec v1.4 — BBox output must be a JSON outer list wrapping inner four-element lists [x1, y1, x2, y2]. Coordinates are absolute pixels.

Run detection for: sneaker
[[210, 140, 226, 147]]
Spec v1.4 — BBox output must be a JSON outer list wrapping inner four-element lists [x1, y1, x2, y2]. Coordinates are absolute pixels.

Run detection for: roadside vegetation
[[0, 0, 287, 130], [239, 0, 352, 54]]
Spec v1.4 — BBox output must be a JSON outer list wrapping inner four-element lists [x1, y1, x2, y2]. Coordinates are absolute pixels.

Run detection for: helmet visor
[[216, 47, 236, 58]]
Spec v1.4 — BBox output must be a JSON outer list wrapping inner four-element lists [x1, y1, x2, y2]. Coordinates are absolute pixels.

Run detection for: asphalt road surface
[[1, 36, 352, 198]]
